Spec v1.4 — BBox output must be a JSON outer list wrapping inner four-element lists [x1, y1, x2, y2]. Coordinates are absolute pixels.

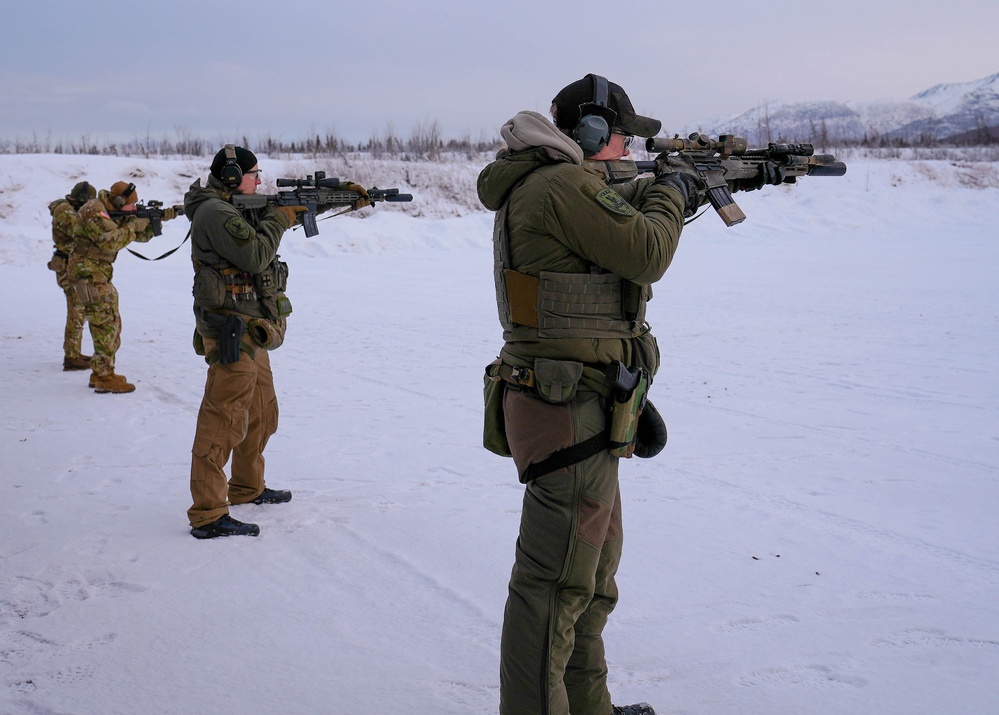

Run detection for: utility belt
[[220, 267, 257, 301], [192, 260, 291, 316], [483, 357, 667, 480]]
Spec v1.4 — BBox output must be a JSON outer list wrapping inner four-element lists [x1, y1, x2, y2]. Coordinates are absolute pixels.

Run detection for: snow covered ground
[[1, 152, 997, 714]]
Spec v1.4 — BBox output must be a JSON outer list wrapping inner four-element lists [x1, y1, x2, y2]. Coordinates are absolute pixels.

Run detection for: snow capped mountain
[[683, 71, 999, 145]]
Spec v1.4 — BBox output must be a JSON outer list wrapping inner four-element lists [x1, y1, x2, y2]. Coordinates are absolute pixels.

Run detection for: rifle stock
[[589, 133, 847, 227]]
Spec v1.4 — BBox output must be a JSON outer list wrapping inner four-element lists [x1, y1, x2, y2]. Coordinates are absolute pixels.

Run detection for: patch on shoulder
[[594, 188, 635, 217], [224, 216, 251, 240]]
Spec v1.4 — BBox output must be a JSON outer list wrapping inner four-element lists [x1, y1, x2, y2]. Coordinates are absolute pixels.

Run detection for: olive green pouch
[[533, 358, 583, 405], [483, 359, 511, 457], [192, 265, 225, 309]]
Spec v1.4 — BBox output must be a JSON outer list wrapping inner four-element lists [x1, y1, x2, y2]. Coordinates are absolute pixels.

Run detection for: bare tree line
[[3, 116, 998, 162], [0, 121, 502, 160]]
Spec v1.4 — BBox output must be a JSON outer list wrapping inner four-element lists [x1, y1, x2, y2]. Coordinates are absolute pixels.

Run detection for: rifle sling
[[128, 226, 192, 261]]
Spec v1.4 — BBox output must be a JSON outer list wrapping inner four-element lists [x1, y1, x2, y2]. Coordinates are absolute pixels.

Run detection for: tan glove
[[271, 205, 307, 228], [130, 217, 151, 233], [162, 205, 185, 221], [342, 182, 372, 209]]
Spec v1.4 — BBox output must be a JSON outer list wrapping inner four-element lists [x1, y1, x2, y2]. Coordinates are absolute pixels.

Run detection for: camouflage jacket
[[476, 112, 687, 373], [48, 198, 84, 255], [184, 174, 294, 335], [70, 191, 155, 282]]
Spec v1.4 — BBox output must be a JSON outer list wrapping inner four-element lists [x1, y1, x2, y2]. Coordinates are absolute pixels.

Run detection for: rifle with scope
[[589, 133, 847, 226], [231, 171, 414, 237]]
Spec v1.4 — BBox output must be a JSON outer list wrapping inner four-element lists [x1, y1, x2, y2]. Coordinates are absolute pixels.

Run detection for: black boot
[[251, 488, 293, 505], [612, 704, 656, 715], [190, 515, 260, 539]]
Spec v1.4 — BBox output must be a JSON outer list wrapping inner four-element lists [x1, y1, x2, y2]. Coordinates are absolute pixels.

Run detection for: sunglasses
[[612, 129, 634, 150]]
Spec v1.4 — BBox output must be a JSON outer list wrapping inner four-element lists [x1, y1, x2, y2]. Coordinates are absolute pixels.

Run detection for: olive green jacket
[[184, 175, 293, 334], [477, 111, 687, 372]]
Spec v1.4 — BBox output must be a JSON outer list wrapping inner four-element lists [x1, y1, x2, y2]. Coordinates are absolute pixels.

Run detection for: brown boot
[[63, 355, 92, 371], [91, 373, 136, 394]]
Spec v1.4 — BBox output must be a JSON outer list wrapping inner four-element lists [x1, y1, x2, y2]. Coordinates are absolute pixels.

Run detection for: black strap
[[522, 431, 609, 482], [127, 226, 192, 261]]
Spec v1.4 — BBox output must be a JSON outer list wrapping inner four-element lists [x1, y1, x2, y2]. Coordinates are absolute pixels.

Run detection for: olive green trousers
[[500, 387, 622, 715]]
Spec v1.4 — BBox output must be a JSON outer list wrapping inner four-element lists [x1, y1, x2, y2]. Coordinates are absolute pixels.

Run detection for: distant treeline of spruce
[[3, 118, 999, 160]]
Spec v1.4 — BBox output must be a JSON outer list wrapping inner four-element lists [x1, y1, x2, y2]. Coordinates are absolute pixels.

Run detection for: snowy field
[[1, 152, 997, 714]]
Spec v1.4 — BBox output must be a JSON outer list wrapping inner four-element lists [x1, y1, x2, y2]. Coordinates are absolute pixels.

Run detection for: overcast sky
[[2, 0, 998, 147]]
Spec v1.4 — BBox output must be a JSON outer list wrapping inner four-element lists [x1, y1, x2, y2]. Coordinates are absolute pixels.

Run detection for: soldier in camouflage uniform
[[48, 181, 96, 371], [477, 75, 707, 715], [182, 146, 307, 539], [72, 181, 180, 394]]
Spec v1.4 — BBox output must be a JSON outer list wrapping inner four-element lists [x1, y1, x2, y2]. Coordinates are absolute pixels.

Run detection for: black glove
[[653, 171, 704, 218], [731, 161, 786, 192]]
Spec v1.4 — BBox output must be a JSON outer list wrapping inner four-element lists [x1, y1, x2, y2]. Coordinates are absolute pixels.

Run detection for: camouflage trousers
[[48, 255, 87, 359], [188, 335, 278, 528], [500, 386, 622, 715], [75, 279, 121, 377]]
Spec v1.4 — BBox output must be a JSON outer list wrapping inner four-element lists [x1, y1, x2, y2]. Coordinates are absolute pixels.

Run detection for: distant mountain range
[[684, 72, 999, 145]]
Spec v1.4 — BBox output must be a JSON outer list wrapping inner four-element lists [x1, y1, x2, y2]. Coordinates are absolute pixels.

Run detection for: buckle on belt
[[485, 360, 537, 389], [508, 366, 535, 388]]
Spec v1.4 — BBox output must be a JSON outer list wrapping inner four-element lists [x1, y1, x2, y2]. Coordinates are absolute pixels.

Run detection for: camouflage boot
[[63, 355, 92, 371], [91, 373, 136, 394]]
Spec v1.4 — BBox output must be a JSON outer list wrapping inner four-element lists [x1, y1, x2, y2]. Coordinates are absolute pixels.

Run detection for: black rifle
[[588, 133, 847, 227], [108, 200, 185, 236], [230, 171, 414, 237]]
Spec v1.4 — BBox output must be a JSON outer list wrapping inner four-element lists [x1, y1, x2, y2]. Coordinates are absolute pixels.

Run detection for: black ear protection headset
[[219, 144, 243, 189], [111, 182, 137, 209], [573, 74, 617, 156]]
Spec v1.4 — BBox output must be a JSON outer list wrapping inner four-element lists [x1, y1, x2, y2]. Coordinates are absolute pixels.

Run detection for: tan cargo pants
[[500, 386, 622, 715], [188, 335, 278, 528]]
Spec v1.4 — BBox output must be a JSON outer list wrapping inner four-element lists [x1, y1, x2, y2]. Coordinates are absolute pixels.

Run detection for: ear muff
[[219, 144, 243, 189], [573, 74, 617, 156], [111, 182, 136, 209]]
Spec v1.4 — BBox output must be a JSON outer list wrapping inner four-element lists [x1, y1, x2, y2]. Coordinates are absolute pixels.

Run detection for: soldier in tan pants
[[184, 145, 300, 539]]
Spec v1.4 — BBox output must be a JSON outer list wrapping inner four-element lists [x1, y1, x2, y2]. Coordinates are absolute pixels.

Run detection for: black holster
[[217, 314, 245, 365]]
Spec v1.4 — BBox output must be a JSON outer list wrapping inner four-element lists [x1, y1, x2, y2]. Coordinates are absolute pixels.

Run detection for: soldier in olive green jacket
[[184, 145, 302, 540], [478, 75, 704, 715]]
